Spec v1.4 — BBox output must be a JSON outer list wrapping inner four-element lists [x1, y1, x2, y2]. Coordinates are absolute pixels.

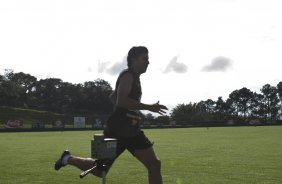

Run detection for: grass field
[[0, 126, 282, 184]]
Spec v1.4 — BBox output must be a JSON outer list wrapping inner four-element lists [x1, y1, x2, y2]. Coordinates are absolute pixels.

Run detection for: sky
[[1, 0, 282, 113]]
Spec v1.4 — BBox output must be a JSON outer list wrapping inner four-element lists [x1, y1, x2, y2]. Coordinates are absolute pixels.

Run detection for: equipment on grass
[[80, 134, 117, 184]]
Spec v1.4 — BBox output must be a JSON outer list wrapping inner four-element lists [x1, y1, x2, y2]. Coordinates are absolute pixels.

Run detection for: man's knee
[[91, 160, 112, 178], [91, 169, 103, 178], [147, 159, 161, 172]]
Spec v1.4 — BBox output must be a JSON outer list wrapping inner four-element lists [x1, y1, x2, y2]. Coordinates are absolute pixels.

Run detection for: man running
[[54, 46, 167, 184]]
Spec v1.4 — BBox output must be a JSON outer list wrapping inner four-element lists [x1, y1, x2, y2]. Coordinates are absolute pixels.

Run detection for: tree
[[0, 74, 4, 82], [250, 92, 265, 119], [227, 90, 240, 116], [0, 70, 115, 114], [204, 99, 215, 113], [171, 102, 214, 126], [31, 78, 64, 111], [261, 84, 280, 121], [0, 79, 21, 106], [195, 100, 214, 123], [143, 113, 155, 125], [93, 79, 113, 112], [237, 87, 254, 117], [8, 72, 37, 107], [215, 97, 225, 113], [9, 72, 37, 92], [214, 96, 229, 120], [0, 70, 24, 107], [155, 115, 170, 126], [171, 103, 193, 125], [277, 82, 282, 119], [3, 69, 14, 80], [64, 83, 86, 113], [0, 74, 5, 105]]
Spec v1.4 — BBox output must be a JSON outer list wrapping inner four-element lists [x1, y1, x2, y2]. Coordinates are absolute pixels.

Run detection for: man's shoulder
[[118, 69, 135, 80], [119, 72, 134, 83]]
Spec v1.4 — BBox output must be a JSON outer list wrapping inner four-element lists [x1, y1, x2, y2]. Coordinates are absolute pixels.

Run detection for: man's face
[[133, 53, 150, 74]]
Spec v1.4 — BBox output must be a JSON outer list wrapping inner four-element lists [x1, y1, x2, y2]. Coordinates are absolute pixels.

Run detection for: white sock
[[62, 154, 71, 165]]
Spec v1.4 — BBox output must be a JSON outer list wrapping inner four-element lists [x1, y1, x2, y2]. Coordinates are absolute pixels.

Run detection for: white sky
[[1, 0, 282, 112]]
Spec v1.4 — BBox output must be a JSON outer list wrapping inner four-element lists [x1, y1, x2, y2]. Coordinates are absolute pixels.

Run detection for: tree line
[[1, 69, 282, 126], [170, 83, 282, 126], [0, 69, 113, 115]]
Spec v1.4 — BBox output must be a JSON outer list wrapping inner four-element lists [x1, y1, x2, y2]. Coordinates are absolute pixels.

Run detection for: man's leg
[[55, 138, 125, 178], [55, 131, 125, 178], [67, 156, 104, 177], [134, 147, 163, 184], [54, 150, 110, 178]]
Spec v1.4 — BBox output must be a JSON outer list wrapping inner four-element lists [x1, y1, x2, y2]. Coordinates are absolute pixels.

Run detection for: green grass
[[0, 126, 282, 184]]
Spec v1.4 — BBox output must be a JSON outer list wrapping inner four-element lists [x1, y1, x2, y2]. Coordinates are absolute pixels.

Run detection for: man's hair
[[127, 46, 148, 68]]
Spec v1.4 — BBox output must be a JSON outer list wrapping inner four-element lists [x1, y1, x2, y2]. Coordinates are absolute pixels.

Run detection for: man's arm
[[116, 73, 167, 115]]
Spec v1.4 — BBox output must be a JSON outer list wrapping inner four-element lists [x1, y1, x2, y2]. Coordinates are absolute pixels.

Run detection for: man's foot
[[54, 150, 71, 170]]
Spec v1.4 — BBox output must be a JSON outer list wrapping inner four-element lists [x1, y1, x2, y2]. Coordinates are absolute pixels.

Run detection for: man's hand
[[147, 101, 168, 115]]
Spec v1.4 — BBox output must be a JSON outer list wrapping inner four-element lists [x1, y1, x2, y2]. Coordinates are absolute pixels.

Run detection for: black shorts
[[99, 129, 153, 170], [103, 130, 153, 156]]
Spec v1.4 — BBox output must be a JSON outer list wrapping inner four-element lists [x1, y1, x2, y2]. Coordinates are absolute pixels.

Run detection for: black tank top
[[114, 69, 142, 103], [112, 69, 142, 116], [105, 69, 142, 137]]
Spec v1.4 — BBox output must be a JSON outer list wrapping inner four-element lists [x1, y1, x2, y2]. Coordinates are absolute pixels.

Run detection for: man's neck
[[129, 67, 141, 76]]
